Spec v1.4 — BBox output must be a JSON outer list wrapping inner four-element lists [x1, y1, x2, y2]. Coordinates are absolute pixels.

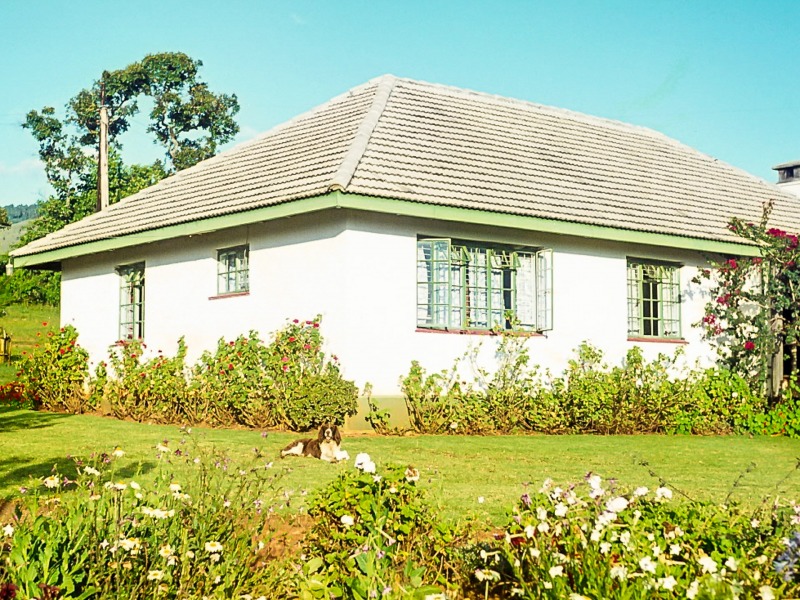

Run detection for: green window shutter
[[516, 252, 537, 329], [117, 262, 145, 340], [535, 248, 553, 331], [417, 239, 451, 328]]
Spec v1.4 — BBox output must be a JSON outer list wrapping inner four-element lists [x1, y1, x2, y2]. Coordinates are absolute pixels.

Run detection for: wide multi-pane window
[[118, 262, 145, 340], [416, 238, 553, 331], [626, 259, 681, 339], [217, 245, 249, 295]]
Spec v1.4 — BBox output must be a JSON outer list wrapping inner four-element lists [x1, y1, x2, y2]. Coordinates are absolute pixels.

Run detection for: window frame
[[626, 258, 682, 340], [117, 262, 145, 341], [416, 237, 553, 333], [216, 245, 250, 296]]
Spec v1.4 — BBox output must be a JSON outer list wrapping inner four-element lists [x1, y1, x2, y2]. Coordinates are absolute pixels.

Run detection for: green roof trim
[[11, 190, 758, 268]]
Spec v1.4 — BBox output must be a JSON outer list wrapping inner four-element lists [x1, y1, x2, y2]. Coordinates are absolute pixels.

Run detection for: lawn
[[3, 406, 800, 524]]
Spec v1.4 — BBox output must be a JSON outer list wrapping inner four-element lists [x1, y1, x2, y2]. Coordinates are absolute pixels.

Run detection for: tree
[[10, 52, 240, 305]]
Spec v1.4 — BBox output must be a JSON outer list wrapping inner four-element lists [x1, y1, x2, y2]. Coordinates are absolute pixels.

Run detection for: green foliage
[[20, 318, 359, 431], [299, 455, 461, 598], [15, 324, 90, 412], [0, 268, 60, 307], [3, 204, 38, 224], [400, 337, 781, 436], [0, 432, 291, 598], [189, 318, 359, 430], [103, 337, 190, 423], [469, 475, 798, 598]]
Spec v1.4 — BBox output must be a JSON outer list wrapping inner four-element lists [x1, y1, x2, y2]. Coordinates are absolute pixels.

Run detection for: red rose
[[744, 341, 755, 351]]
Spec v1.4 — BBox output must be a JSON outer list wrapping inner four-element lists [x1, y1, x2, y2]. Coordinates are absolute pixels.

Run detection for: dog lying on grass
[[280, 423, 345, 462]]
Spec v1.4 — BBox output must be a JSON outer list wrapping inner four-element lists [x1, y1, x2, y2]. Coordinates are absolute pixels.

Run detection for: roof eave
[[10, 190, 760, 268]]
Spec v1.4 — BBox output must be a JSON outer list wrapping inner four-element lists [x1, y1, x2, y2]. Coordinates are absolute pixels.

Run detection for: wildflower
[[159, 544, 174, 559], [658, 576, 677, 591], [610, 565, 628, 580], [210, 553, 221, 563], [405, 467, 420, 482], [686, 580, 700, 599], [587, 474, 602, 490], [110, 482, 127, 491], [43, 475, 60, 489], [169, 483, 181, 492], [698, 555, 718, 574], [2, 524, 13, 537], [599, 542, 611, 554], [669, 543, 681, 556], [725, 556, 739, 571], [354, 453, 376, 473], [524, 524, 536, 538], [759, 587, 776, 600], [156, 443, 170, 453], [605, 496, 629, 513], [633, 486, 648, 497], [478, 496, 485, 504], [536, 507, 548, 520], [655, 487, 672, 501], [119, 537, 141, 553], [372, 475, 382, 483], [548, 565, 564, 578], [205, 541, 223, 553], [147, 570, 164, 581], [129, 481, 140, 490], [83, 466, 101, 476], [112, 447, 125, 458], [751, 518, 761, 528], [639, 556, 657, 574], [340, 515, 354, 528]]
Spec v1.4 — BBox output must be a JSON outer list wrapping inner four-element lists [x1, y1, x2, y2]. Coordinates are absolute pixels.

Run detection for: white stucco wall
[[60, 209, 717, 403]]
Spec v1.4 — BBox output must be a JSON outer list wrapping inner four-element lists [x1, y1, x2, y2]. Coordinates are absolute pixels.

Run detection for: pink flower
[[726, 259, 738, 270], [282, 365, 288, 372], [281, 356, 288, 362], [744, 340, 756, 351]]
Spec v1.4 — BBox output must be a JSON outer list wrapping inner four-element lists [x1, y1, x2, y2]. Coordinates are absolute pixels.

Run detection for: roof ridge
[[328, 74, 397, 192]]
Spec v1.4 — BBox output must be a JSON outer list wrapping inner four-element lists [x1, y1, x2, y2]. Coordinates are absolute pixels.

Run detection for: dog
[[280, 423, 342, 462]]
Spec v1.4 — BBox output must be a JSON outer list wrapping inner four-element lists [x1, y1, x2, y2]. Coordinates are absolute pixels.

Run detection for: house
[[11, 75, 800, 426]]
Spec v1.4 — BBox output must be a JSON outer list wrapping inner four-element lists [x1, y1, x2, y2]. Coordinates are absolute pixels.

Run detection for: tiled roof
[[13, 75, 799, 258]]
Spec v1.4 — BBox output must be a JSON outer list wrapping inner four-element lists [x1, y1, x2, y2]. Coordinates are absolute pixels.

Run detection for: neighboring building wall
[[60, 209, 716, 422]]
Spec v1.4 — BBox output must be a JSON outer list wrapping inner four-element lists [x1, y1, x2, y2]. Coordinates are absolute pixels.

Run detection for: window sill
[[416, 327, 544, 337], [209, 291, 250, 300], [627, 337, 688, 345]]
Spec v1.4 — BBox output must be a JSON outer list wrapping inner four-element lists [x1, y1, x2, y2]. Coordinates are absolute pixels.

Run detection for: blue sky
[[1, 1, 798, 206]]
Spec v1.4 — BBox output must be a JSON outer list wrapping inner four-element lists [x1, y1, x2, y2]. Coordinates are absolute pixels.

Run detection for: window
[[217, 245, 249, 295], [416, 238, 553, 331], [118, 262, 145, 340], [627, 259, 681, 339]]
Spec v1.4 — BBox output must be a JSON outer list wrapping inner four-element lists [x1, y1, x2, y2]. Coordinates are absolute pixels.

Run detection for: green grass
[[2, 407, 800, 524], [0, 303, 59, 384]]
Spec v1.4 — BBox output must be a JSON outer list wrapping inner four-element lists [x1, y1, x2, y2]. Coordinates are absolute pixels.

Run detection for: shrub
[[15, 324, 91, 413], [470, 475, 799, 598], [104, 337, 190, 423], [0, 432, 291, 599], [298, 454, 463, 598]]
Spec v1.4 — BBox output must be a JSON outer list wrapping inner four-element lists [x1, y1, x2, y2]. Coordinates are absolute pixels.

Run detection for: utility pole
[[97, 77, 110, 212]]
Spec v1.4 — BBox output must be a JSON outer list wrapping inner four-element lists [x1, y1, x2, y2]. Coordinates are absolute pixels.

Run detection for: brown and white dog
[[280, 423, 342, 462]]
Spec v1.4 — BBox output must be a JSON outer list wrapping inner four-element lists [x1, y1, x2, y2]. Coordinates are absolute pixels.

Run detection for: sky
[[1, 1, 798, 206]]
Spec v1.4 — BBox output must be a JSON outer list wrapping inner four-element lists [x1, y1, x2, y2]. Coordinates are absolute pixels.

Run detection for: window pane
[[627, 259, 681, 338]]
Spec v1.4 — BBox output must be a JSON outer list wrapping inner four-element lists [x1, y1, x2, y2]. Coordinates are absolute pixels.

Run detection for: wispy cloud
[[0, 158, 44, 175]]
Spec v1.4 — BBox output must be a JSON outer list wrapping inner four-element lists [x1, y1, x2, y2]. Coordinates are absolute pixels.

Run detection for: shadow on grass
[[0, 408, 73, 432], [0, 454, 159, 499]]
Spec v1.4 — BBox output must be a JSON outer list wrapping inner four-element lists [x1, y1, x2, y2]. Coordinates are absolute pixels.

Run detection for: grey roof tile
[[13, 74, 799, 258]]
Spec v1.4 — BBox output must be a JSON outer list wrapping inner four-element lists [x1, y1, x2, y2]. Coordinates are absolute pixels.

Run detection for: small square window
[[627, 259, 681, 339], [217, 246, 249, 295]]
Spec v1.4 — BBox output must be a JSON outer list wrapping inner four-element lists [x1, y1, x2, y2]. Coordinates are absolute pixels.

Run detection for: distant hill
[[4, 204, 37, 224], [0, 220, 31, 255]]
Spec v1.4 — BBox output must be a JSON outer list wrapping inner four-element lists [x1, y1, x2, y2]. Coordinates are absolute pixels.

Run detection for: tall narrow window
[[417, 238, 553, 331], [217, 245, 249, 295], [118, 262, 145, 340], [627, 259, 681, 339]]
